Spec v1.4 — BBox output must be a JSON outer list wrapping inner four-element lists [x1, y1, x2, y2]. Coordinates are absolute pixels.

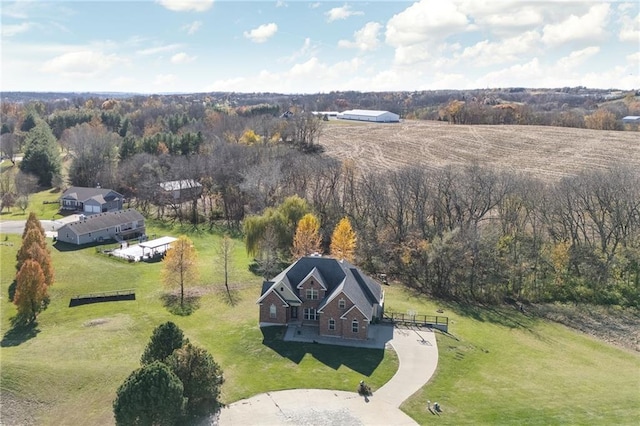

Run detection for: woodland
[[1, 89, 639, 308]]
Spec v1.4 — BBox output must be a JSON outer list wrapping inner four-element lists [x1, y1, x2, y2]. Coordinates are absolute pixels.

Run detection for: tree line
[[1, 97, 638, 307]]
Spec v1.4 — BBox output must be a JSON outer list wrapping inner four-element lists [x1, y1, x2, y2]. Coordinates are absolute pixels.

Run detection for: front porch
[[283, 323, 394, 349]]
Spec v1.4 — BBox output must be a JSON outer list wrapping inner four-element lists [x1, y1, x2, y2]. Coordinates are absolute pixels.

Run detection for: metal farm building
[[337, 109, 400, 123]]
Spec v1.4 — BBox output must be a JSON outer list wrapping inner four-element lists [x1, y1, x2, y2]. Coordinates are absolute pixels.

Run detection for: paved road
[[0, 215, 79, 238], [218, 326, 438, 425]]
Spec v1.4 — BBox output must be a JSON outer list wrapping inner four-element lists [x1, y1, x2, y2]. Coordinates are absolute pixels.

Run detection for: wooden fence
[[69, 289, 135, 307]]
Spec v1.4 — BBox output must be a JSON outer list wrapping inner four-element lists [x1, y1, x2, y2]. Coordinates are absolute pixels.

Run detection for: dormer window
[[280, 287, 284, 292]]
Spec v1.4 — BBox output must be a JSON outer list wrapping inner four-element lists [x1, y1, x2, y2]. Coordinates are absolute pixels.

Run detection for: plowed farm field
[[319, 120, 640, 181]]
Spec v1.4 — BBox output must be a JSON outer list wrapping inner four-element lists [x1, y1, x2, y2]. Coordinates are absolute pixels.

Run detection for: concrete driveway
[[218, 326, 438, 425]]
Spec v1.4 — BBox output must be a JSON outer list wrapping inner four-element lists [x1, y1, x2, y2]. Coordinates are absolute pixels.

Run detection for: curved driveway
[[219, 326, 438, 425]]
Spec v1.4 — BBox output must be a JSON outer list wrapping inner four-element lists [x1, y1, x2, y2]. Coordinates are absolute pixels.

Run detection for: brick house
[[257, 256, 384, 340]]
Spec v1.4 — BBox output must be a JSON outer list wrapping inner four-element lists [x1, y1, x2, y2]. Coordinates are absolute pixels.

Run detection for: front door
[[290, 306, 298, 319]]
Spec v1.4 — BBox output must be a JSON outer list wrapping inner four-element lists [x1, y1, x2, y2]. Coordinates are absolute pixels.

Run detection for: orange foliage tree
[[14, 259, 49, 323], [292, 213, 322, 258], [162, 235, 199, 309], [330, 217, 357, 262]]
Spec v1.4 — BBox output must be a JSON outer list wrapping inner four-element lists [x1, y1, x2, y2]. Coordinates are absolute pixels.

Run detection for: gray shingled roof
[[260, 256, 383, 320], [59, 209, 144, 235], [60, 186, 123, 203]]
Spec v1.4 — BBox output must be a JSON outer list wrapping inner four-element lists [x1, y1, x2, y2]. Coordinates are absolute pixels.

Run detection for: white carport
[[139, 236, 178, 258]]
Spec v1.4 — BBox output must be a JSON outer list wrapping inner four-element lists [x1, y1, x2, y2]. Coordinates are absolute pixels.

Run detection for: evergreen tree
[[19, 122, 61, 187], [167, 343, 224, 418], [113, 362, 185, 426], [141, 322, 186, 365]]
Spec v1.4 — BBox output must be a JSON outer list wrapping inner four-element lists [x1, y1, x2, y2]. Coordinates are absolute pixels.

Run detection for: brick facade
[[258, 291, 288, 325], [298, 276, 325, 325], [319, 292, 368, 340]]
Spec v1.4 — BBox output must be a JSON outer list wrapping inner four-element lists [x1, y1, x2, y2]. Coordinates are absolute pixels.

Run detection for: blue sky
[[1, 0, 639, 93]]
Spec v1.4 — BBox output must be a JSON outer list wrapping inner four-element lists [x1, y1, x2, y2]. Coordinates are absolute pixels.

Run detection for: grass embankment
[[0, 220, 397, 425], [387, 289, 640, 425]]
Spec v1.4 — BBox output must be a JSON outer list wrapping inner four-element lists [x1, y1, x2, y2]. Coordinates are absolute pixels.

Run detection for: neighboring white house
[[622, 116, 640, 124], [337, 109, 400, 123]]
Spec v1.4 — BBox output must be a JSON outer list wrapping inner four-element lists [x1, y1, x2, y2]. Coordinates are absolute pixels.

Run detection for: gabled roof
[[296, 267, 328, 290], [60, 186, 122, 203], [258, 256, 383, 321], [58, 209, 144, 235]]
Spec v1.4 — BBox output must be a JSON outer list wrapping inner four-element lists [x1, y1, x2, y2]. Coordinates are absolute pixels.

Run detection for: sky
[[1, 0, 639, 94]]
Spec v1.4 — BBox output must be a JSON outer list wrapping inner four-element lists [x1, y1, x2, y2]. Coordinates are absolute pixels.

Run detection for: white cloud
[[338, 22, 382, 51], [386, 0, 468, 47], [1, 22, 34, 37], [283, 37, 316, 62], [556, 46, 600, 70], [157, 0, 214, 12], [154, 74, 178, 86], [619, 12, 639, 42], [41, 50, 122, 77], [326, 5, 364, 23], [627, 51, 640, 65], [458, 30, 541, 67], [542, 3, 610, 46], [309, 2, 321, 9], [182, 20, 202, 35], [171, 52, 196, 64], [136, 44, 182, 56], [244, 23, 278, 43], [276, 1, 287, 8]]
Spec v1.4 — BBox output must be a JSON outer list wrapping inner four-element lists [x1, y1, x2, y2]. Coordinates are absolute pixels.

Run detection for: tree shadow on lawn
[[161, 292, 201, 316], [1, 316, 40, 347], [260, 327, 384, 377]]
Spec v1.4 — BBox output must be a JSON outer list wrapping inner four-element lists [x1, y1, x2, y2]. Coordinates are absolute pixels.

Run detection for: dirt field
[[319, 120, 640, 181]]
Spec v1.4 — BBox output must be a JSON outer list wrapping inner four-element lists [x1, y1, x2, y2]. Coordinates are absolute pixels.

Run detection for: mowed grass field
[[320, 120, 640, 181], [0, 219, 398, 425], [2, 219, 638, 425]]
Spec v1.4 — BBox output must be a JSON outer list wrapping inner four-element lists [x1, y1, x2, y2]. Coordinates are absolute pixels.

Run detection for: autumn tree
[[330, 217, 357, 262], [162, 236, 199, 309], [166, 343, 224, 418], [14, 259, 49, 323], [141, 321, 186, 365], [292, 213, 322, 258], [113, 362, 185, 426], [17, 227, 47, 272], [584, 109, 619, 130]]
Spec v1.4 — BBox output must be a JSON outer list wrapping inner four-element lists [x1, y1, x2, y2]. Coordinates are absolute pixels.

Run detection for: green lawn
[[0, 220, 397, 425], [1, 204, 639, 425], [387, 288, 640, 425]]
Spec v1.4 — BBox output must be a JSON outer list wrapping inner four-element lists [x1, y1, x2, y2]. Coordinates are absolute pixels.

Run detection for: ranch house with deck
[[257, 256, 384, 340]]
